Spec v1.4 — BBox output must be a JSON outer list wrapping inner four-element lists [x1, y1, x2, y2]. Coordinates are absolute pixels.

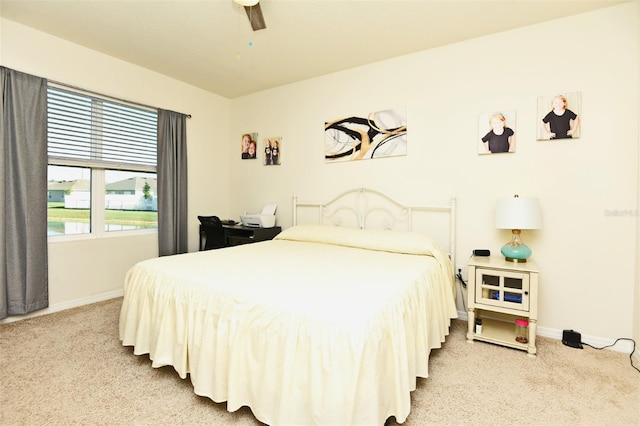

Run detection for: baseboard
[[0, 289, 124, 324], [456, 310, 635, 355]]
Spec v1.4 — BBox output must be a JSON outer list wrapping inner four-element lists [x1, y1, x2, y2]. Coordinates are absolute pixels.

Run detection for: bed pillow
[[274, 225, 445, 256]]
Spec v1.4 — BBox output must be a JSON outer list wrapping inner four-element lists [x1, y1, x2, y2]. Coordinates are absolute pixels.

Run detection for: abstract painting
[[325, 108, 407, 162]]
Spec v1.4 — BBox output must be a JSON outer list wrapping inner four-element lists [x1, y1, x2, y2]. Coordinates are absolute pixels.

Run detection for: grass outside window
[[48, 202, 157, 227]]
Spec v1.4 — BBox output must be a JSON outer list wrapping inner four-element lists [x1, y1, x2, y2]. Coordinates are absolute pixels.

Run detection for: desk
[[199, 224, 282, 250], [223, 224, 281, 246]]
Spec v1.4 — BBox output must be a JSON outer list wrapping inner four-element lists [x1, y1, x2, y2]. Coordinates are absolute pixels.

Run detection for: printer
[[240, 203, 277, 228]]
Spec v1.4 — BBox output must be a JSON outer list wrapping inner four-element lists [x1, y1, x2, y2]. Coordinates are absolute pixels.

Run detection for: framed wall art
[[478, 110, 516, 154], [241, 132, 258, 159], [536, 91, 581, 140], [324, 107, 407, 163], [264, 137, 281, 166]]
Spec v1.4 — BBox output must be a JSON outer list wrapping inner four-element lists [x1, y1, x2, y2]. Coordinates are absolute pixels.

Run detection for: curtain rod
[[48, 78, 192, 119]]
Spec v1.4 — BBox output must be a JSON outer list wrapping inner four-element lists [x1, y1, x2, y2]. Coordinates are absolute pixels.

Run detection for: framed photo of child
[[264, 137, 281, 166], [537, 92, 581, 140], [478, 110, 516, 154], [241, 132, 258, 159]]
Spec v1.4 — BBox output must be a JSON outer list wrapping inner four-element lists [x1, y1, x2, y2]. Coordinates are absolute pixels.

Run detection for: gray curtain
[[0, 67, 49, 319], [157, 109, 188, 256]]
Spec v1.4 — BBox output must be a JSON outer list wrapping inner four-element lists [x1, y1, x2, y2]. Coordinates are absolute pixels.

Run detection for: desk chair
[[198, 215, 226, 250]]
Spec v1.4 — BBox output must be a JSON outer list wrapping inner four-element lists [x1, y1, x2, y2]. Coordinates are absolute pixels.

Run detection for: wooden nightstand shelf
[[466, 256, 539, 356]]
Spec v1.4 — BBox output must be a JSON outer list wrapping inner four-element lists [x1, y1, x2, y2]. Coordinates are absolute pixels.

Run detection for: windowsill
[[47, 228, 157, 243]]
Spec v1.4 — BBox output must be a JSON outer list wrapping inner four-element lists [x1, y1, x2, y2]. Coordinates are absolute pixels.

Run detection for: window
[[47, 86, 158, 237]]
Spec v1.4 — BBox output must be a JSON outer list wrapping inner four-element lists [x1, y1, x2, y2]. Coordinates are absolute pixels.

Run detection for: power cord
[[456, 268, 466, 288], [582, 338, 639, 373], [456, 268, 467, 312]]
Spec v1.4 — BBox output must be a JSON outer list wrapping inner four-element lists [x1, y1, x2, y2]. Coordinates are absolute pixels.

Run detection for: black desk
[[223, 224, 282, 246], [199, 224, 282, 250]]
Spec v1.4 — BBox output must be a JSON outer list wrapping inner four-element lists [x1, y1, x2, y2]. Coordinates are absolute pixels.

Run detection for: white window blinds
[[47, 86, 158, 172]]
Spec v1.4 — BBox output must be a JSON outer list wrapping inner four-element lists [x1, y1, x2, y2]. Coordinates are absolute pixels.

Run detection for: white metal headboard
[[292, 187, 456, 267]]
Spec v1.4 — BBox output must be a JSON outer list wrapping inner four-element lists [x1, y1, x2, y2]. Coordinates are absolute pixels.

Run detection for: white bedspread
[[119, 226, 457, 425]]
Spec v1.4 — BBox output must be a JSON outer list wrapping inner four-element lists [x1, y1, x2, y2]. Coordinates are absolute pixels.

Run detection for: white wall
[[229, 3, 639, 342], [1, 18, 231, 314]]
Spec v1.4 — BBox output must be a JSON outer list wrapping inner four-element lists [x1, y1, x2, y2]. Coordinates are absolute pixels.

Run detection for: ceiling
[[0, 0, 628, 99]]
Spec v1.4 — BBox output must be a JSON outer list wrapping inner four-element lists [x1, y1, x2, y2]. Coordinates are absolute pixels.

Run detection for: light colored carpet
[[1, 298, 638, 425]]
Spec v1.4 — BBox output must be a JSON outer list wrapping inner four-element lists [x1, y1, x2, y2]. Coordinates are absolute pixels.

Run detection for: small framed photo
[[241, 132, 258, 159], [264, 137, 281, 166], [536, 92, 581, 140], [478, 111, 516, 154]]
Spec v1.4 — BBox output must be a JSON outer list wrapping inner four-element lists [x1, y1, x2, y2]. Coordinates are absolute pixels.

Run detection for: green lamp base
[[501, 243, 532, 263]]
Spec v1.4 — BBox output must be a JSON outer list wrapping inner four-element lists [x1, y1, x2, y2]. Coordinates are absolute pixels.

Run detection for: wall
[[229, 3, 639, 344], [1, 18, 231, 315]]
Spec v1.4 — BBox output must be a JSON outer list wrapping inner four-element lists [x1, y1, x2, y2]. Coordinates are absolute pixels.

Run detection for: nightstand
[[466, 256, 539, 356]]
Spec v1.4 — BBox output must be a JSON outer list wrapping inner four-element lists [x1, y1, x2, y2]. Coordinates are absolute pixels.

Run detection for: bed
[[119, 188, 458, 425]]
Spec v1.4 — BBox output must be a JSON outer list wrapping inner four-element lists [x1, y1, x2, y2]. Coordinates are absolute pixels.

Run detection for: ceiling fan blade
[[244, 3, 266, 31]]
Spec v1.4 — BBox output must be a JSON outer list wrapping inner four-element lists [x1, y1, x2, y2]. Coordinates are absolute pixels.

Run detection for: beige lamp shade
[[234, 0, 259, 6], [495, 195, 542, 230]]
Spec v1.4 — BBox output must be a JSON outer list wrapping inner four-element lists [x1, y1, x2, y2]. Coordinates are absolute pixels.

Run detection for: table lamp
[[495, 194, 541, 262]]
